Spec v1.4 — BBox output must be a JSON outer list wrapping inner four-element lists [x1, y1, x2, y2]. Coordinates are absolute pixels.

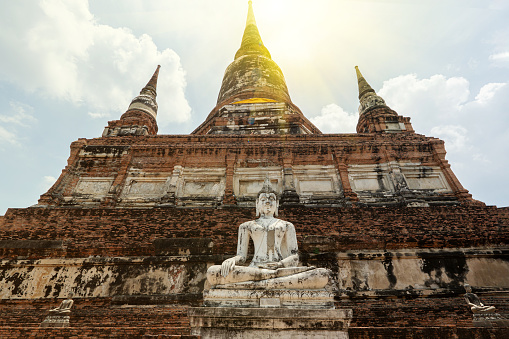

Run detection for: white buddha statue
[[207, 179, 329, 290], [464, 284, 496, 314], [49, 292, 74, 314]]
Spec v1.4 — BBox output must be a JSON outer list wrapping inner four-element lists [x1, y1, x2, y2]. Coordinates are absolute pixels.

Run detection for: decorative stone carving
[[390, 167, 409, 192]]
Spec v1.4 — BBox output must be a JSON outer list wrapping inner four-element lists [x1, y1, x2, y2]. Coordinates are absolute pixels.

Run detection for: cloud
[[88, 112, 111, 119], [489, 52, 509, 61], [0, 102, 37, 127], [0, 101, 36, 147], [0, 0, 191, 126], [378, 74, 470, 129], [310, 104, 358, 133], [488, 28, 509, 67], [41, 176, 57, 192], [430, 125, 469, 153], [0, 126, 18, 147], [474, 83, 507, 104]]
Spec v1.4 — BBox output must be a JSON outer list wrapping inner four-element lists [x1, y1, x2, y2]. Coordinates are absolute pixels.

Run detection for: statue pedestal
[[39, 314, 70, 328], [473, 313, 509, 328], [189, 307, 353, 339], [204, 288, 334, 309]]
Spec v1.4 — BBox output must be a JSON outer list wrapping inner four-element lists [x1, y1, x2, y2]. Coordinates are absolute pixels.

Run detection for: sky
[[1, 0, 508, 215]]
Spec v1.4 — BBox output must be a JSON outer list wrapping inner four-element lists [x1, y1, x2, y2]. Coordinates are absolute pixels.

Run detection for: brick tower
[[103, 65, 160, 137], [0, 2, 508, 338]]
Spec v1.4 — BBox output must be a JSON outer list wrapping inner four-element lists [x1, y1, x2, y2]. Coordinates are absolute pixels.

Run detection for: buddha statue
[[207, 179, 329, 290], [49, 293, 74, 314], [464, 284, 496, 314]]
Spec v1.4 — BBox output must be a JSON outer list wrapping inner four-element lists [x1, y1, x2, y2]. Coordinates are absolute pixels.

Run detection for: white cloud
[[430, 125, 469, 153], [488, 28, 509, 67], [88, 112, 111, 119], [475, 83, 507, 104], [0, 101, 37, 147], [310, 104, 358, 133], [0, 126, 18, 147], [0, 0, 191, 126], [0, 102, 37, 127], [378, 74, 470, 127], [490, 0, 509, 10], [41, 176, 57, 192], [489, 52, 509, 61]]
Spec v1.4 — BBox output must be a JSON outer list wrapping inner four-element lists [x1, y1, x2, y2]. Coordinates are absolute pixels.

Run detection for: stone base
[[39, 314, 70, 328], [473, 313, 509, 328], [204, 288, 334, 309], [189, 307, 352, 339]]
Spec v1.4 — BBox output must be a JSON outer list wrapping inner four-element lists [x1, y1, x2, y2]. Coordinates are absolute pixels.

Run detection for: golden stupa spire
[[246, 1, 257, 26], [355, 66, 376, 100], [235, 1, 271, 59], [355, 66, 388, 115]]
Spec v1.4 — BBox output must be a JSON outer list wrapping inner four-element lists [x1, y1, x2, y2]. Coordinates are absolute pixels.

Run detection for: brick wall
[[1, 206, 507, 258]]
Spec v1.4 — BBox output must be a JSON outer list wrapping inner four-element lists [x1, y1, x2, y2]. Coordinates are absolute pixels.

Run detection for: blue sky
[[1, 0, 508, 214]]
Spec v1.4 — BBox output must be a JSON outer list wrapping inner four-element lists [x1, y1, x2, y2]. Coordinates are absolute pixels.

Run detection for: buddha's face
[[257, 193, 277, 217]]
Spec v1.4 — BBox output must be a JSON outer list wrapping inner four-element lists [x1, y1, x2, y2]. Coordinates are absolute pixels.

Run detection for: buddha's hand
[[221, 257, 236, 277], [258, 261, 283, 270]]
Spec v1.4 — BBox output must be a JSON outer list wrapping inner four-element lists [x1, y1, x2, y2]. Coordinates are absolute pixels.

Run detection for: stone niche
[[71, 177, 114, 204], [293, 165, 343, 204], [400, 164, 451, 191], [121, 174, 170, 200], [348, 164, 393, 192], [233, 167, 282, 206], [117, 170, 172, 207], [74, 177, 113, 197], [347, 162, 452, 204], [175, 168, 226, 206]]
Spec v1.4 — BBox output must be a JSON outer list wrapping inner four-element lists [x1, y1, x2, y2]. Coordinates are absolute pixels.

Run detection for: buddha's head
[[256, 177, 279, 217], [256, 192, 278, 218], [464, 284, 472, 293]]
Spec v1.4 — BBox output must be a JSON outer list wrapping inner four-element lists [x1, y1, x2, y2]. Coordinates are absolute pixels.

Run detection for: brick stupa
[[0, 1, 508, 338]]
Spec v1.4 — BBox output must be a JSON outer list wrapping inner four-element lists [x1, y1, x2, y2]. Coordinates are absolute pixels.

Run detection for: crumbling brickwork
[[1, 206, 507, 258]]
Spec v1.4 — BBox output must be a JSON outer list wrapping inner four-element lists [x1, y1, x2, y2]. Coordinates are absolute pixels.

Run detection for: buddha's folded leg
[[207, 265, 277, 286], [216, 268, 329, 290]]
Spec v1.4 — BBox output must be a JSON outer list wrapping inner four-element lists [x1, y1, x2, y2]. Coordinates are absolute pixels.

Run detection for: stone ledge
[[112, 294, 203, 306], [0, 240, 63, 249]]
